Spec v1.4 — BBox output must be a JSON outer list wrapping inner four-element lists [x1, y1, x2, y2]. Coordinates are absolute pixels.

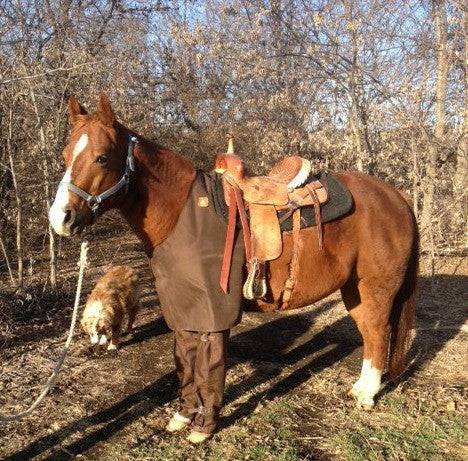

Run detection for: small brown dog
[[81, 266, 140, 350]]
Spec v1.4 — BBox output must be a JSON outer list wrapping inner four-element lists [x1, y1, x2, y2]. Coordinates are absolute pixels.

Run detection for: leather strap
[[232, 185, 252, 262], [220, 187, 237, 293], [281, 208, 302, 309], [219, 183, 252, 294], [306, 184, 323, 250]]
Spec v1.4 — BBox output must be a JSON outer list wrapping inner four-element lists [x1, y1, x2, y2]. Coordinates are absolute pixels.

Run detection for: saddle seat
[[215, 152, 329, 305], [216, 154, 326, 207], [270, 156, 313, 187]]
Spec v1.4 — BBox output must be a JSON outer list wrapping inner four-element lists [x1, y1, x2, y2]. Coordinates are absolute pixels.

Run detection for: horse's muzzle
[[49, 206, 85, 237]]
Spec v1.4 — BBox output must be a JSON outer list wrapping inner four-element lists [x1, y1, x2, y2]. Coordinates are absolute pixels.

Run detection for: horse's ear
[[97, 94, 115, 126], [68, 96, 87, 125]]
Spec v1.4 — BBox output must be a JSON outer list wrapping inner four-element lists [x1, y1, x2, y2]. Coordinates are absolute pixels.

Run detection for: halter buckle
[[127, 136, 138, 172], [87, 196, 100, 212]]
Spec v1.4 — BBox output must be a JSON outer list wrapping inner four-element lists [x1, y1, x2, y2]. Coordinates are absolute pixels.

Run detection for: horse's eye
[[96, 155, 108, 165]]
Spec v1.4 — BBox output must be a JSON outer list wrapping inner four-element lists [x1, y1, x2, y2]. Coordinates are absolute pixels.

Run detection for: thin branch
[[0, 59, 119, 86]]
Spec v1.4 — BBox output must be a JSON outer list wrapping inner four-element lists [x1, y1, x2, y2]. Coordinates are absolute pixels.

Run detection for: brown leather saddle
[[215, 151, 328, 306]]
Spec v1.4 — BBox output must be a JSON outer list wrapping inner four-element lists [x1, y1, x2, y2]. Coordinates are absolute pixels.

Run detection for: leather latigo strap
[[282, 186, 323, 308], [281, 208, 302, 309], [220, 187, 238, 293], [233, 186, 252, 262], [220, 183, 251, 293], [305, 184, 323, 250]]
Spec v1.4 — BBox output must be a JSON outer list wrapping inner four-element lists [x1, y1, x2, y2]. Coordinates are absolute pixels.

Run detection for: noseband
[[60, 135, 138, 218]]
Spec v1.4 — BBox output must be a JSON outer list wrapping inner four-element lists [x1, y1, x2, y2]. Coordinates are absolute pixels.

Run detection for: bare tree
[[0, 0, 465, 294]]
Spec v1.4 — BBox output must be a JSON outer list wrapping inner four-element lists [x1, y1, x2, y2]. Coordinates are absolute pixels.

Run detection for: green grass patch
[[328, 413, 465, 461]]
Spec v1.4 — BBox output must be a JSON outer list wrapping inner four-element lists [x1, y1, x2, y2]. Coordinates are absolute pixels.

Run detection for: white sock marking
[[353, 358, 382, 402]]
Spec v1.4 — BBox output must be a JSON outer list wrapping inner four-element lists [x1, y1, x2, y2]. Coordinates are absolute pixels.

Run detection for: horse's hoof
[[166, 413, 191, 433], [187, 430, 211, 444], [356, 397, 375, 411], [348, 387, 375, 410]]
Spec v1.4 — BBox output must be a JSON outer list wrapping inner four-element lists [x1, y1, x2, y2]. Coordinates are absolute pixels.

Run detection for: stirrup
[[243, 258, 267, 300]]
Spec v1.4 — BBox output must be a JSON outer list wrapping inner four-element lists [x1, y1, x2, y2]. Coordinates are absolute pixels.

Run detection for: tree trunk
[[0, 234, 15, 285], [411, 138, 420, 220], [420, 0, 449, 250], [43, 157, 57, 289], [344, 0, 373, 174], [7, 107, 23, 287], [453, 4, 467, 249], [29, 87, 57, 289]]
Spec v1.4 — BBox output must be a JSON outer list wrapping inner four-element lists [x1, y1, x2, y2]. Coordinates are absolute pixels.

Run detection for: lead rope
[[0, 241, 89, 422]]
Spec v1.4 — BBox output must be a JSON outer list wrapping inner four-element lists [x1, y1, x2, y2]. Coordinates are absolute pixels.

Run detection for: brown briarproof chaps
[[174, 329, 229, 434]]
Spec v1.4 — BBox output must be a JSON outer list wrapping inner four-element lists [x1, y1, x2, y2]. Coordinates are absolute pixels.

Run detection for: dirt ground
[[0, 225, 466, 461]]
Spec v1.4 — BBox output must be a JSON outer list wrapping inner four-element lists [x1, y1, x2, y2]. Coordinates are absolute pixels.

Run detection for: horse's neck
[[119, 135, 196, 254]]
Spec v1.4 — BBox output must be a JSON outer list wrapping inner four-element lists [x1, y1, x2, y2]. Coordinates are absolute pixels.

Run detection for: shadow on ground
[[399, 274, 467, 382], [3, 274, 466, 460], [120, 316, 171, 348]]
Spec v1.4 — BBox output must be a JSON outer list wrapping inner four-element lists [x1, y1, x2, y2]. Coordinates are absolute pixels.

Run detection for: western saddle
[[216, 139, 329, 307]]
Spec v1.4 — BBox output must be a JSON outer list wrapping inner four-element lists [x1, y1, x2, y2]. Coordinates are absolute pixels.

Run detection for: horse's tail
[[388, 212, 419, 379]]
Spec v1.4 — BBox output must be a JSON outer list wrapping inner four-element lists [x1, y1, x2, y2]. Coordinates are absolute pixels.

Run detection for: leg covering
[[174, 330, 229, 434]]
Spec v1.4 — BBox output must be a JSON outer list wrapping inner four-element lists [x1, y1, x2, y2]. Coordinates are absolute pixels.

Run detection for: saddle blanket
[[209, 170, 354, 231]]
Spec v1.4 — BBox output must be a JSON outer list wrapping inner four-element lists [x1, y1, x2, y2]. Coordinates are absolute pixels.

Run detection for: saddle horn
[[227, 135, 234, 154]]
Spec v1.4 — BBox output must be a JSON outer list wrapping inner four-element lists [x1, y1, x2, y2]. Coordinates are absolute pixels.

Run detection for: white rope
[[0, 241, 89, 422]]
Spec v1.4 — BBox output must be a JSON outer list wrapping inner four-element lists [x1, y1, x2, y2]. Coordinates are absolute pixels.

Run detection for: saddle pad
[[210, 171, 354, 231]]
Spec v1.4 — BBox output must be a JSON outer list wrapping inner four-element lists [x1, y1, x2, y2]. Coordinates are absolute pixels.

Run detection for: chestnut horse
[[50, 95, 418, 410]]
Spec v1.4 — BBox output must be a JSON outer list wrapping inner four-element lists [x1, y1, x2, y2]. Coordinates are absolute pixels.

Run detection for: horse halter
[[60, 135, 138, 218]]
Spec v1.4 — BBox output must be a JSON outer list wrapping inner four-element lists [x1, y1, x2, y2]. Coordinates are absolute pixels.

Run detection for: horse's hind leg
[[341, 279, 392, 410]]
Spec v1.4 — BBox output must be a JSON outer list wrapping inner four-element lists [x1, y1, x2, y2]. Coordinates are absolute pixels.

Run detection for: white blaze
[[49, 134, 88, 236], [72, 134, 89, 158]]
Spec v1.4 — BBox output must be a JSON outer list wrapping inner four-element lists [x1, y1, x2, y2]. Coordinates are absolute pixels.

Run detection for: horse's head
[[49, 95, 136, 237]]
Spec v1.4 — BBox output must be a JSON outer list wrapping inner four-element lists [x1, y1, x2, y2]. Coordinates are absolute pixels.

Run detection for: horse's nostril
[[63, 208, 76, 226]]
